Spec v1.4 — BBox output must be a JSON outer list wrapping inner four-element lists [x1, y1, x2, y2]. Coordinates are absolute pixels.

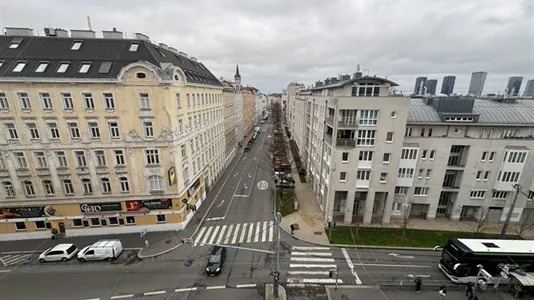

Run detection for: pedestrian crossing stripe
[[287, 246, 345, 285], [193, 221, 274, 246], [0, 254, 31, 266]]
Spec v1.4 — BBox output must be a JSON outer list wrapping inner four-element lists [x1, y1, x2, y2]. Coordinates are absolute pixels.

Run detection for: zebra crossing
[[286, 246, 343, 287], [193, 221, 275, 246], [0, 253, 31, 266]]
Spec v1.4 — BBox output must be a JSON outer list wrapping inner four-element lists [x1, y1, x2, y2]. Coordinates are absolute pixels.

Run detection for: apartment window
[[9, 38, 22, 49], [23, 181, 35, 196], [108, 121, 120, 139], [397, 168, 414, 178], [55, 151, 68, 167], [470, 190, 486, 199], [67, 121, 81, 139], [35, 61, 49, 73], [489, 152, 496, 162], [187, 94, 190, 107], [79, 63, 91, 74], [341, 152, 349, 162], [492, 191, 508, 199], [506, 151, 527, 163], [176, 93, 182, 108], [62, 93, 74, 110], [94, 150, 106, 167], [500, 171, 521, 183], [83, 93, 95, 110], [0, 92, 8, 110], [401, 148, 418, 160], [62, 179, 74, 195], [103, 93, 115, 110], [481, 151, 488, 161], [57, 62, 70, 73], [476, 171, 482, 180], [119, 177, 130, 192], [14, 152, 27, 168], [5, 122, 18, 140], [182, 166, 189, 184], [421, 150, 428, 159], [75, 151, 87, 167], [39, 93, 53, 110], [46, 122, 60, 139], [82, 179, 93, 194], [426, 169, 432, 179], [181, 144, 187, 159], [100, 178, 111, 194], [25, 122, 40, 140], [404, 127, 413, 137], [148, 175, 164, 191], [418, 169, 424, 178], [2, 181, 15, 197], [12, 61, 27, 72], [356, 130, 376, 146], [113, 150, 125, 166], [356, 170, 371, 180], [146, 149, 160, 165], [484, 171, 490, 180], [34, 151, 47, 168], [383, 153, 391, 163], [414, 187, 429, 196], [18, 92, 31, 110], [88, 121, 101, 139], [139, 93, 151, 109], [359, 151, 373, 161], [178, 119, 183, 132], [429, 150, 435, 160], [42, 180, 54, 196], [380, 172, 388, 183], [386, 132, 394, 143], [71, 40, 83, 50], [143, 121, 154, 138], [340, 172, 347, 182], [359, 110, 378, 125], [129, 42, 139, 51]]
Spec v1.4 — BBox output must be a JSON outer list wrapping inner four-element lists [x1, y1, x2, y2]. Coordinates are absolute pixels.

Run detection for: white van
[[77, 240, 123, 262]]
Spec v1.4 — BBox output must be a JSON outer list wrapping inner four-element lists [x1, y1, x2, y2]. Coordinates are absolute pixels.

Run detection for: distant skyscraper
[[468, 72, 487, 96], [506, 76, 523, 96], [524, 79, 534, 97], [414, 77, 427, 95], [425, 79, 438, 95], [441, 75, 456, 95]]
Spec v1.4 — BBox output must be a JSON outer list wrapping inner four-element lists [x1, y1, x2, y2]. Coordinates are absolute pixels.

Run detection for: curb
[[0, 247, 142, 255], [137, 243, 183, 259]]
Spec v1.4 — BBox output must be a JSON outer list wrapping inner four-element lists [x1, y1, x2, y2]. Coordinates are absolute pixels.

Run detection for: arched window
[[148, 175, 163, 191], [2, 181, 15, 197], [100, 178, 111, 194], [119, 177, 130, 192], [81, 178, 93, 194]]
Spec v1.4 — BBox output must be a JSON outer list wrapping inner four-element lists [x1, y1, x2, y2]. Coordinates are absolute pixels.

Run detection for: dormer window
[[12, 61, 27, 73], [35, 61, 49, 73], [9, 38, 22, 49], [57, 62, 70, 73], [71, 40, 83, 51], [78, 63, 91, 74], [98, 62, 112, 74], [129, 42, 139, 52]]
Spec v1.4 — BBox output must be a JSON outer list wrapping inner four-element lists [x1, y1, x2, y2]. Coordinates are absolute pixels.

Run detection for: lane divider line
[[175, 287, 198, 292], [206, 285, 226, 290], [236, 284, 257, 288], [110, 295, 134, 299], [342, 248, 362, 285], [143, 290, 166, 296]]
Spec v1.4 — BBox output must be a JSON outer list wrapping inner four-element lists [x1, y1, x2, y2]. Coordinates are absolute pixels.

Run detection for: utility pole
[[273, 212, 281, 298], [500, 184, 521, 239]]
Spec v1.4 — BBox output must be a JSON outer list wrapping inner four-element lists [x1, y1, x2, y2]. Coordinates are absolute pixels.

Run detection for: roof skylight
[[71, 41, 83, 51], [98, 62, 112, 74], [79, 63, 91, 74], [57, 62, 70, 73], [35, 62, 49, 73], [129, 42, 139, 52], [12, 61, 27, 72], [9, 38, 22, 49]]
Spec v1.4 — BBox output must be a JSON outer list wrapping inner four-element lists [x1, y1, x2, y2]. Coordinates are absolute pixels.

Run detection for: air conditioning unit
[[44, 28, 57, 36]]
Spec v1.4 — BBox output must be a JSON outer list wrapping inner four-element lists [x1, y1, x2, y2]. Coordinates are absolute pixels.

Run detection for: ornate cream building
[[0, 27, 225, 240]]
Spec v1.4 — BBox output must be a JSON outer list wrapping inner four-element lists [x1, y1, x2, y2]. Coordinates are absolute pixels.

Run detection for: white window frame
[[470, 190, 486, 199], [380, 172, 388, 183], [356, 130, 376, 146], [87, 120, 101, 139], [148, 175, 164, 191], [397, 168, 414, 178], [14, 152, 27, 169], [75, 151, 87, 167], [39, 92, 53, 110], [42, 180, 54, 196], [145, 149, 160, 165], [383, 153, 391, 163], [414, 187, 429, 196], [139, 93, 151, 109], [61, 93, 74, 110], [4, 122, 19, 140], [94, 150, 107, 167], [23, 180, 35, 196], [359, 110, 379, 125], [181, 144, 187, 159], [34, 151, 48, 168], [429, 150, 436, 160], [114, 150, 125, 166], [103, 92, 115, 110], [81, 179, 93, 194], [46, 121, 61, 140], [176, 93, 182, 109], [356, 170, 371, 181], [119, 177, 130, 192], [26, 121, 40, 140], [358, 151, 373, 161], [2, 181, 15, 197], [0, 92, 8, 110], [492, 191, 508, 199], [18, 92, 31, 110], [386, 131, 394, 143], [341, 152, 349, 163], [100, 178, 111, 194], [108, 120, 121, 139], [143, 121, 154, 138], [67, 121, 81, 140], [339, 172, 347, 182], [425, 169, 432, 179], [55, 151, 68, 167], [63, 179, 75, 195], [82, 93, 95, 110]]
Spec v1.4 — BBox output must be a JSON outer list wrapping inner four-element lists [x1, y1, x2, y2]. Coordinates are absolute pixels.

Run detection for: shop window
[[156, 214, 166, 223], [35, 221, 46, 230], [108, 217, 119, 225], [119, 218, 125, 225], [15, 222, 26, 230], [72, 219, 83, 227], [101, 219, 107, 226], [125, 216, 135, 224], [90, 218, 100, 226]]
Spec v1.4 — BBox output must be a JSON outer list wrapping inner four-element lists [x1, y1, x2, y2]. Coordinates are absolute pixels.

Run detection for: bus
[[436, 238, 534, 284]]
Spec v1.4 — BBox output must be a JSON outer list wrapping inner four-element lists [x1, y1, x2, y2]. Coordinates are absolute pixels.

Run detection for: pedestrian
[[466, 282, 474, 298], [468, 294, 478, 300], [415, 276, 422, 294], [290, 223, 295, 235], [438, 285, 447, 300]]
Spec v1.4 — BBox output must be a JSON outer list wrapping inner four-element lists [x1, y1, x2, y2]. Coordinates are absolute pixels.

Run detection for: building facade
[[243, 87, 256, 140], [222, 81, 237, 167], [425, 79, 438, 95], [413, 77, 427, 95], [524, 79, 534, 97], [0, 28, 226, 240], [468, 71, 487, 96], [292, 71, 534, 226], [233, 66, 244, 147], [441, 75, 456, 95], [284, 82, 305, 134], [506, 76, 523, 97]]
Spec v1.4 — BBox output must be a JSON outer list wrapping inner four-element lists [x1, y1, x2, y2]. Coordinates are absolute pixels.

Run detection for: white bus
[[436, 238, 534, 284]]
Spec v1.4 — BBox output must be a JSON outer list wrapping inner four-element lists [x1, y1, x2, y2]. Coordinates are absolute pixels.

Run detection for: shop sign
[[0, 206, 55, 219], [168, 167, 177, 186], [188, 178, 201, 197], [80, 202, 122, 213], [125, 199, 173, 211]]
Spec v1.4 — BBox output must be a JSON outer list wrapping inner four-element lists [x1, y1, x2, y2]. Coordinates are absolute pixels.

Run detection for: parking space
[[0, 250, 138, 267]]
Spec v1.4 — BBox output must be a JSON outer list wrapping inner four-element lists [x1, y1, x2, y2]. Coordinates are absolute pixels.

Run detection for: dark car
[[206, 246, 227, 276]]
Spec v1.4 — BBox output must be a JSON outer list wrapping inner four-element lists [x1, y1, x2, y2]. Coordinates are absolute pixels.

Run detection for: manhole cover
[[314, 231, 323, 235]]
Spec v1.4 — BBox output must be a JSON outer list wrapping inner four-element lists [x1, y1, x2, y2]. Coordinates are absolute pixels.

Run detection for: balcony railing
[[336, 138, 356, 148]]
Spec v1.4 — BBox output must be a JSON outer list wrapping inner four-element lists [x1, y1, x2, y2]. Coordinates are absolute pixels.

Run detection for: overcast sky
[[1, 0, 533, 93]]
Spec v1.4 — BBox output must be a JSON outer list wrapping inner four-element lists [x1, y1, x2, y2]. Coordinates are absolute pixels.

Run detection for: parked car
[[77, 240, 123, 262], [39, 243, 78, 263], [206, 246, 227, 276]]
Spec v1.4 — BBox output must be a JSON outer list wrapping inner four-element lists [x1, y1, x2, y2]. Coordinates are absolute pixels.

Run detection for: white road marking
[[246, 222, 254, 243], [292, 246, 330, 251], [290, 264, 337, 268], [342, 248, 362, 285], [234, 195, 248, 197], [288, 271, 330, 275], [216, 225, 227, 244], [206, 286, 226, 290], [224, 224, 234, 243], [291, 252, 332, 257], [290, 257, 335, 263], [143, 291, 166, 296], [0, 270, 11, 273], [406, 274, 431, 278], [232, 224, 241, 244], [268, 222, 274, 242], [287, 278, 343, 284], [262, 221, 267, 242], [205, 217, 224, 221], [200, 226, 213, 246], [0, 256, 5, 266], [175, 287, 198, 292], [217, 200, 225, 208], [239, 223, 247, 243], [254, 222, 261, 242], [354, 263, 432, 268], [193, 227, 207, 245], [208, 226, 220, 244], [286, 283, 321, 288], [83, 298, 100, 300], [110, 295, 134, 299], [389, 252, 415, 259], [236, 284, 257, 288], [224, 177, 243, 218]]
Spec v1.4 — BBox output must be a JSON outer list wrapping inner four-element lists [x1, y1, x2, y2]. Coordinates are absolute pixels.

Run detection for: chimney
[[159, 43, 169, 50], [70, 29, 96, 38], [102, 30, 123, 39], [135, 33, 150, 41], [168, 47, 178, 53], [178, 51, 188, 58], [55, 28, 69, 37], [190, 57, 198, 62], [5, 27, 33, 36]]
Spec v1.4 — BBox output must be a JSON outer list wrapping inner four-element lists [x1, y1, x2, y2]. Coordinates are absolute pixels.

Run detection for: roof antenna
[[87, 16, 92, 31]]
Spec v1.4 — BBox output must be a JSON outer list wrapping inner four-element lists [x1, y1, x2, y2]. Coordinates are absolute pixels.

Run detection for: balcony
[[325, 134, 333, 145], [447, 145, 469, 168], [442, 170, 462, 189], [336, 139, 356, 148], [326, 116, 334, 126]]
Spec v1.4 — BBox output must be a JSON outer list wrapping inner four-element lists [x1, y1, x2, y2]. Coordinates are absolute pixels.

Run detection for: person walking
[[290, 223, 295, 235], [415, 276, 423, 294], [438, 285, 447, 300], [466, 282, 474, 298]]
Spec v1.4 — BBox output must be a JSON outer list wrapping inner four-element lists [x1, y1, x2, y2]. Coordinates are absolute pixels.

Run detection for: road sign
[[257, 181, 269, 190]]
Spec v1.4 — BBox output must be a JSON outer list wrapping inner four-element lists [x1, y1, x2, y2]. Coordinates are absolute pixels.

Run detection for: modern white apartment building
[[292, 72, 534, 226], [284, 82, 305, 134]]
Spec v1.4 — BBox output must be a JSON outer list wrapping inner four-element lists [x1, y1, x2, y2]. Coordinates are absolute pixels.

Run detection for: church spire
[[235, 64, 241, 78]]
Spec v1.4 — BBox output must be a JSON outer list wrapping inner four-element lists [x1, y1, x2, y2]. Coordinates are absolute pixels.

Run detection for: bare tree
[[401, 202, 412, 239], [516, 209, 534, 237], [472, 206, 490, 238]]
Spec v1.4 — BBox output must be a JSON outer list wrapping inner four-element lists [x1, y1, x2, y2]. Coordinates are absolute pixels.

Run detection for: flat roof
[[457, 239, 534, 253]]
